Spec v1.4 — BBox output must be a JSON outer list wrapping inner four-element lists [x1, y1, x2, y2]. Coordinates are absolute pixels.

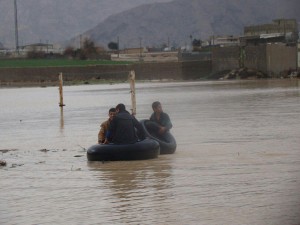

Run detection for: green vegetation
[[0, 39, 134, 68], [0, 59, 133, 68]]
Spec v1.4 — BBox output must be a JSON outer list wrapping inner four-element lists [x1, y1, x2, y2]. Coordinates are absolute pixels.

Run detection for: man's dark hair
[[152, 101, 161, 110], [116, 103, 126, 112], [109, 108, 116, 113]]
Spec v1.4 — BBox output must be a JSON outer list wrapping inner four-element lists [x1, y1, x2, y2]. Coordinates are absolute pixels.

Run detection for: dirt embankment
[[0, 61, 212, 87]]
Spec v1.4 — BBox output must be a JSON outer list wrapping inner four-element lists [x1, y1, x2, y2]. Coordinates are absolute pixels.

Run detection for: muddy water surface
[[1, 80, 300, 225]]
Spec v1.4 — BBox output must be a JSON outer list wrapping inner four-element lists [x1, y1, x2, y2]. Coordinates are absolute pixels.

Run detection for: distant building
[[120, 47, 147, 54], [242, 19, 298, 45], [211, 19, 299, 76], [0, 42, 7, 54], [20, 43, 54, 53], [240, 33, 286, 46], [244, 19, 298, 36], [208, 35, 240, 47], [13, 42, 64, 56]]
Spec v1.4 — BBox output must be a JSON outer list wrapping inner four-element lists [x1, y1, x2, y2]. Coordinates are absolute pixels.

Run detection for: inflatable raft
[[87, 138, 160, 161], [140, 119, 177, 154]]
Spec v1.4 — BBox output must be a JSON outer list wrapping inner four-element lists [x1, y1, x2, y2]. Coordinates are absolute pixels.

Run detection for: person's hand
[[103, 138, 109, 144], [158, 126, 167, 135]]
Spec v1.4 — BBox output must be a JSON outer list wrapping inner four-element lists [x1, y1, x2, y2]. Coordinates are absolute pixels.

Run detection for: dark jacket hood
[[116, 110, 132, 120]]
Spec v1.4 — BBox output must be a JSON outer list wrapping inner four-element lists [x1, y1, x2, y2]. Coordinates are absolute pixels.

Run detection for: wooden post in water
[[58, 73, 65, 107], [129, 70, 136, 115]]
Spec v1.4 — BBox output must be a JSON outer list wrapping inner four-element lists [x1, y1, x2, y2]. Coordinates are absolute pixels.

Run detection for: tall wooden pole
[[129, 70, 136, 115], [59, 73, 65, 107]]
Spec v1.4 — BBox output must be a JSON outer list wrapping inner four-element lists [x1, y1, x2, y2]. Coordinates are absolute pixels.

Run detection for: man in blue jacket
[[104, 103, 145, 144]]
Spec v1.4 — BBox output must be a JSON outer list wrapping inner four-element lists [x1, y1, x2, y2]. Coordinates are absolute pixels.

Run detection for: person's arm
[[157, 113, 172, 135], [163, 113, 173, 130], [149, 113, 155, 121], [104, 118, 116, 144], [133, 117, 145, 140], [98, 123, 105, 143]]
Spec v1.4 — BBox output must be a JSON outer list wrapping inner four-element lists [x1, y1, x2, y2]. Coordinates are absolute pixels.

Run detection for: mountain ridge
[[80, 0, 300, 48], [0, 0, 299, 49]]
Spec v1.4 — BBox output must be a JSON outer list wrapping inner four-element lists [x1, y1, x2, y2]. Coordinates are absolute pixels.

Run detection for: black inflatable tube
[[87, 138, 160, 161], [140, 119, 177, 154]]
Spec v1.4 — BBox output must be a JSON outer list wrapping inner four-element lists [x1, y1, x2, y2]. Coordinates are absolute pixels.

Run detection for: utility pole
[[117, 36, 119, 58], [139, 37, 142, 61], [46, 40, 49, 53], [79, 35, 82, 49], [14, 0, 19, 53]]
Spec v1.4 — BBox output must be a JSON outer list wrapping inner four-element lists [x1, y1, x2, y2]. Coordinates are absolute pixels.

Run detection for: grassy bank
[[0, 59, 133, 68]]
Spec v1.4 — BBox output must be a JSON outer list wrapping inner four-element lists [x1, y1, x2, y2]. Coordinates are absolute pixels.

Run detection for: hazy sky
[[0, 0, 172, 48]]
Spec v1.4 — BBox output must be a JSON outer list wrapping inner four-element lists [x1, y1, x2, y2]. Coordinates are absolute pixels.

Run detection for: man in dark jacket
[[104, 103, 145, 144]]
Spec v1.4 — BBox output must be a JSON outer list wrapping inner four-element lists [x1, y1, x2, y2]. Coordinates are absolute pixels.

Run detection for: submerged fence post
[[129, 70, 136, 115], [58, 72, 65, 107]]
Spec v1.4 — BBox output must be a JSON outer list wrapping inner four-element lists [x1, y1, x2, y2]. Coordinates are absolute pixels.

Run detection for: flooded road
[[1, 80, 300, 225]]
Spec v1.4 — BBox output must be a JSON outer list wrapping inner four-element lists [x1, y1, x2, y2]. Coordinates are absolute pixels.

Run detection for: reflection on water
[[86, 159, 177, 224], [1, 80, 300, 225], [60, 107, 64, 131], [88, 160, 172, 200]]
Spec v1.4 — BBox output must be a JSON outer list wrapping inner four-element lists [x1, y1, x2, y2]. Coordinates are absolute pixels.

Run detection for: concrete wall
[[181, 60, 212, 79], [266, 43, 297, 76], [244, 44, 297, 76], [244, 45, 267, 72], [212, 44, 298, 76], [179, 52, 211, 61], [211, 46, 240, 72], [133, 62, 182, 80]]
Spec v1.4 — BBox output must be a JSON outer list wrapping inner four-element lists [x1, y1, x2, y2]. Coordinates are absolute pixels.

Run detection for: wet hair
[[152, 101, 161, 110], [109, 108, 116, 113], [116, 103, 126, 112]]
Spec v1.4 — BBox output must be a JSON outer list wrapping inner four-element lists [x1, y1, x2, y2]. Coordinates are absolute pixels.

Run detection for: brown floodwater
[[1, 80, 300, 225]]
